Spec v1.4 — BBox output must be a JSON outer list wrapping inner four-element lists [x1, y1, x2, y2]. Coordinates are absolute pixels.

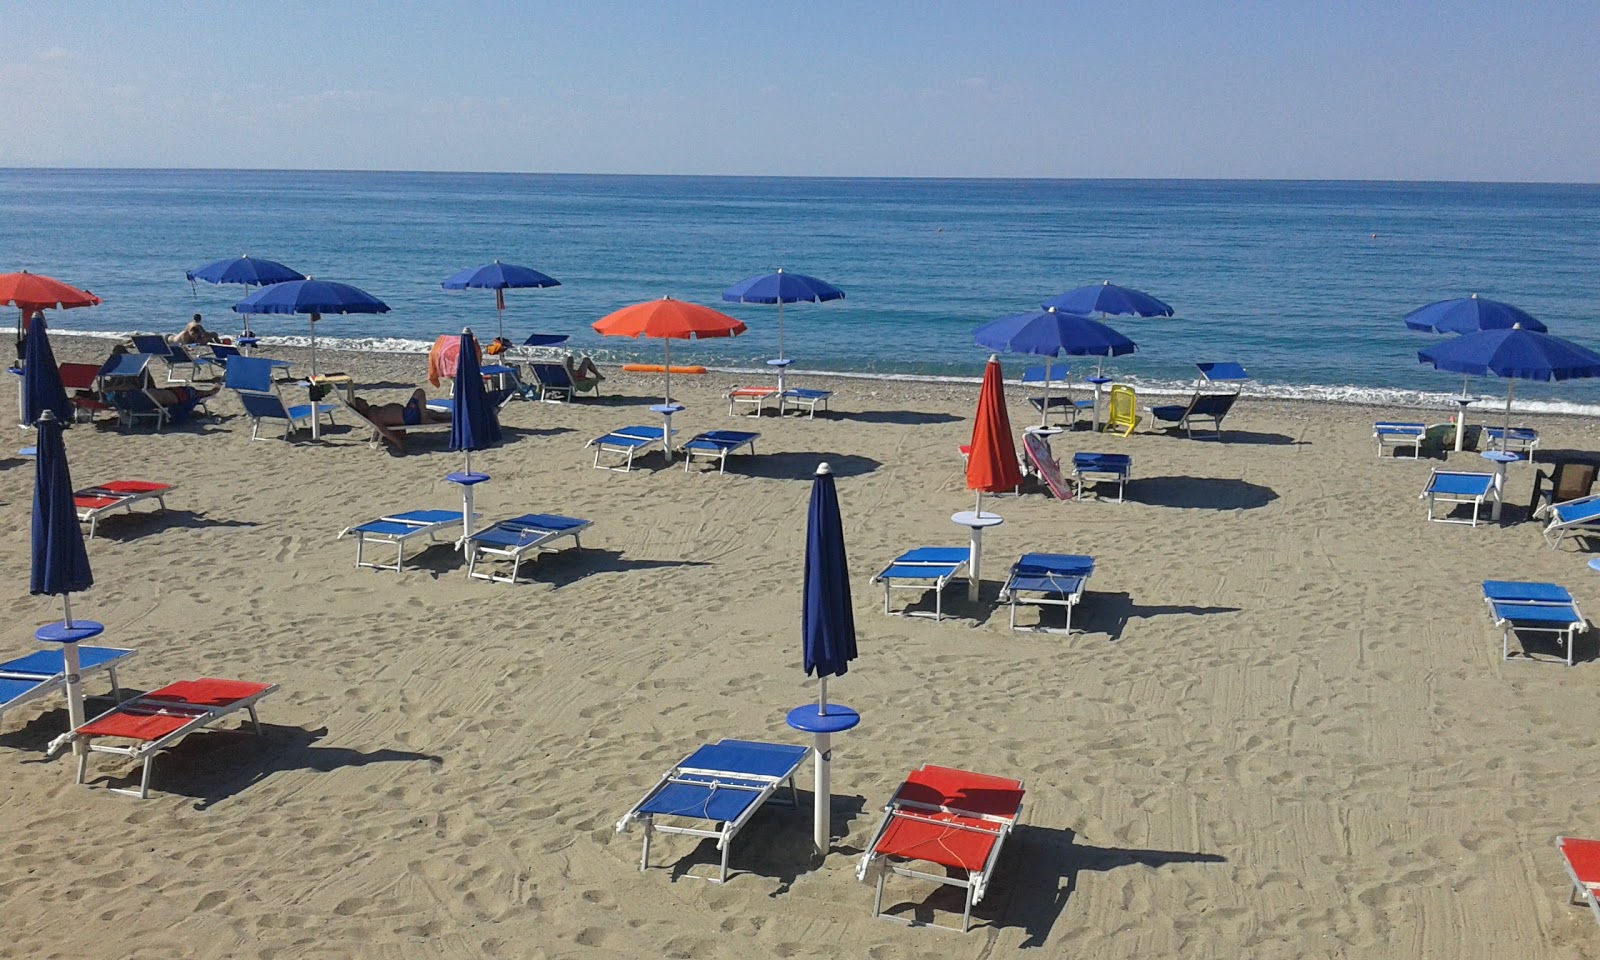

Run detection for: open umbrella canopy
[[722, 270, 845, 306], [1042, 281, 1173, 318], [593, 296, 747, 340], [1417, 327, 1600, 381], [187, 255, 305, 287], [967, 355, 1023, 501], [803, 462, 857, 680], [442, 261, 560, 292], [0, 272, 101, 311], [233, 278, 389, 316], [22, 313, 70, 427], [32, 411, 92, 598], [1403, 294, 1545, 334], [974, 307, 1138, 358]]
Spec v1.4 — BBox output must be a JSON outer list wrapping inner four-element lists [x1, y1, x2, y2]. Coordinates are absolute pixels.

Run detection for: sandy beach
[[6, 335, 1600, 959]]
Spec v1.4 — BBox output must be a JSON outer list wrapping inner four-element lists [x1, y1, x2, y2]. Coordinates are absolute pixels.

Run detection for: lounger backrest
[[59, 363, 102, 390], [224, 356, 277, 393], [1021, 365, 1064, 384], [1023, 433, 1072, 500], [130, 335, 172, 356], [1107, 385, 1139, 434], [1190, 392, 1238, 419], [237, 391, 291, 421], [529, 363, 574, 388], [1555, 462, 1600, 503], [209, 343, 240, 361], [98, 352, 151, 384]]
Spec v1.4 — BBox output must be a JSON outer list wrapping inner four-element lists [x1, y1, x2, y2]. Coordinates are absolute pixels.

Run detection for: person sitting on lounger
[[349, 389, 450, 452], [172, 314, 222, 346], [564, 354, 605, 390]]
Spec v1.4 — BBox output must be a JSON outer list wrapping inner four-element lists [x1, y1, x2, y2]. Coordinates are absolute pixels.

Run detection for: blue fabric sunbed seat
[[679, 430, 759, 474], [998, 553, 1095, 633], [589, 425, 671, 472], [1071, 452, 1132, 502], [615, 738, 809, 883], [1484, 426, 1539, 455], [1544, 495, 1600, 550], [780, 387, 832, 419], [0, 645, 135, 733], [1375, 421, 1427, 459], [1483, 580, 1588, 666], [1022, 366, 1095, 427], [871, 547, 971, 621], [1151, 362, 1248, 439], [464, 513, 593, 584], [1420, 469, 1498, 526], [338, 509, 473, 572]]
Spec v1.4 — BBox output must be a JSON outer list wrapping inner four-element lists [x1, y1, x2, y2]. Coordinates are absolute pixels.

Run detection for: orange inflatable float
[[622, 363, 707, 375]]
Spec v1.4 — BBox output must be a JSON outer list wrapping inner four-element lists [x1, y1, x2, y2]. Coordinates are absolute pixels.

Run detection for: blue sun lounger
[[781, 388, 832, 419], [871, 547, 971, 621], [0, 646, 135, 732], [1483, 580, 1588, 666], [1375, 422, 1427, 459], [338, 509, 472, 572], [1071, 452, 1132, 502], [464, 513, 592, 584], [998, 553, 1096, 633], [1484, 426, 1539, 455], [615, 738, 808, 883], [679, 430, 759, 474], [1544, 495, 1600, 550], [1420, 469, 1498, 526], [589, 425, 672, 472]]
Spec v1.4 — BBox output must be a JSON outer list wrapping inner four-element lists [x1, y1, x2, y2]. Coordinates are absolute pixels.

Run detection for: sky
[[1, 1, 1597, 181]]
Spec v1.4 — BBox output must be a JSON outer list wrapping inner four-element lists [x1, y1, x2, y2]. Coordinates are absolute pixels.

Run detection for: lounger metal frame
[[64, 680, 278, 799], [615, 739, 807, 883], [1071, 453, 1132, 502], [1542, 495, 1600, 550], [1375, 422, 1427, 459], [338, 509, 472, 572], [726, 386, 781, 417], [589, 426, 669, 472], [780, 388, 831, 419], [0, 646, 134, 732], [1483, 581, 1588, 667], [464, 514, 592, 584], [871, 548, 970, 621], [1420, 469, 1498, 526], [998, 554, 1094, 633], [679, 431, 759, 474], [1484, 426, 1539, 456], [75, 481, 174, 539]]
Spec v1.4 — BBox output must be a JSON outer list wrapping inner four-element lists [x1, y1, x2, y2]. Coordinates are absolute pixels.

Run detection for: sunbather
[[172, 314, 222, 346], [564, 354, 605, 389], [349, 389, 450, 452]]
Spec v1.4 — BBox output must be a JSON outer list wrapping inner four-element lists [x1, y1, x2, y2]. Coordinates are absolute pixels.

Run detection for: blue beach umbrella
[[189, 255, 306, 340], [722, 269, 845, 364], [233, 278, 389, 379], [1042, 281, 1174, 319], [449, 328, 501, 547], [442, 261, 561, 342], [22, 312, 71, 427], [31, 408, 95, 750], [1418, 326, 1600, 448], [974, 307, 1138, 428], [796, 461, 860, 855], [1404, 295, 1547, 451]]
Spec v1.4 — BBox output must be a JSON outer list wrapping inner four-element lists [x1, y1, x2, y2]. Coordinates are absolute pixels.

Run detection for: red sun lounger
[[1559, 836, 1600, 927], [74, 480, 175, 539], [60, 677, 278, 799], [856, 764, 1025, 933]]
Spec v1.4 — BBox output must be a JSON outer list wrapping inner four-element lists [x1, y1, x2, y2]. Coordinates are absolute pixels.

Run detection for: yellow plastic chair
[[1104, 384, 1142, 436]]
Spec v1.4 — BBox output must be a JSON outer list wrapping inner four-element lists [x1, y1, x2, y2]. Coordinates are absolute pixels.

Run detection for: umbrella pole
[[1040, 358, 1052, 427], [496, 288, 506, 342], [1504, 382, 1514, 453], [661, 340, 675, 464], [778, 300, 785, 361], [60, 596, 85, 758], [309, 315, 321, 439], [814, 673, 831, 855]]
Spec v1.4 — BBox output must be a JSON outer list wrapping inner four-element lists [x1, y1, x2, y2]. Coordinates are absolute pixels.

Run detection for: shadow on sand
[[647, 790, 869, 895], [1128, 476, 1278, 510]]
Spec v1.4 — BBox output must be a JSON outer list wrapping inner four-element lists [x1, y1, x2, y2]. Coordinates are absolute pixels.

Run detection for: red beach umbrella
[[0, 271, 101, 313], [966, 354, 1023, 513], [592, 296, 747, 404]]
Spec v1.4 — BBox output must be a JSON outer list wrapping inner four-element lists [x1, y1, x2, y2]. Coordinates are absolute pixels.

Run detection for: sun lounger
[[1544, 495, 1600, 549], [1150, 363, 1247, 439], [1420, 469, 1497, 526], [1558, 836, 1600, 926], [589, 425, 672, 472], [1071, 452, 1132, 502], [333, 393, 447, 450], [615, 738, 808, 883], [74, 480, 175, 539], [726, 386, 781, 417], [206, 343, 294, 380], [1104, 384, 1141, 436], [1022, 433, 1073, 500], [63, 677, 278, 799], [60, 362, 111, 421], [679, 430, 759, 473], [130, 335, 196, 384], [856, 764, 1025, 933], [871, 547, 970, 620], [338, 509, 471, 572], [1375, 421, 1427, 459], [1484, 425, 1539, 455], [1531, 462, 1599, 519], [1022, 366, 1095, 427], [998, 553, 1095, 633], [1483, 580, 1587, 666], [0, 645, 135, 733], [526, 362, 601, 402], [780, 387, 831, 419], [464, 513, 592, 584]]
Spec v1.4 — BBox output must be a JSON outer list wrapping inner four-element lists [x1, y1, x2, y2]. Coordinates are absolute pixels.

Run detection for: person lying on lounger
[[348, 389, 450, 453]]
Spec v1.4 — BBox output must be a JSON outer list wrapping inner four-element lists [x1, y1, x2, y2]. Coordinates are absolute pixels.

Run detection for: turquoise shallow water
[[4, 170, 1599, 410]]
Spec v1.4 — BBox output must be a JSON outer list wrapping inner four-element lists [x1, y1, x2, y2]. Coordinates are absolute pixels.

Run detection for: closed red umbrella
[[967, 354, 1023, 513]]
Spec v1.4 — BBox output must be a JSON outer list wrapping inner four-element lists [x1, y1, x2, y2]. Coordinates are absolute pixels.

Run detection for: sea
[[4, 169, 1599, 412]]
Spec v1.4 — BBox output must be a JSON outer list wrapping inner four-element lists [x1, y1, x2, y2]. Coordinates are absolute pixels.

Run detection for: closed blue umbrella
[[974, 307, 1137, 428], [787, 461, 861, 856], [442, 261, 561, 341], [1042, 281, 1173, 318], [22, 312, 71, 427], [449, 328, 501, 550], [722, 269, 845, 362], [1405, 295, 1548, 451], [31, 408, 95, 753]]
